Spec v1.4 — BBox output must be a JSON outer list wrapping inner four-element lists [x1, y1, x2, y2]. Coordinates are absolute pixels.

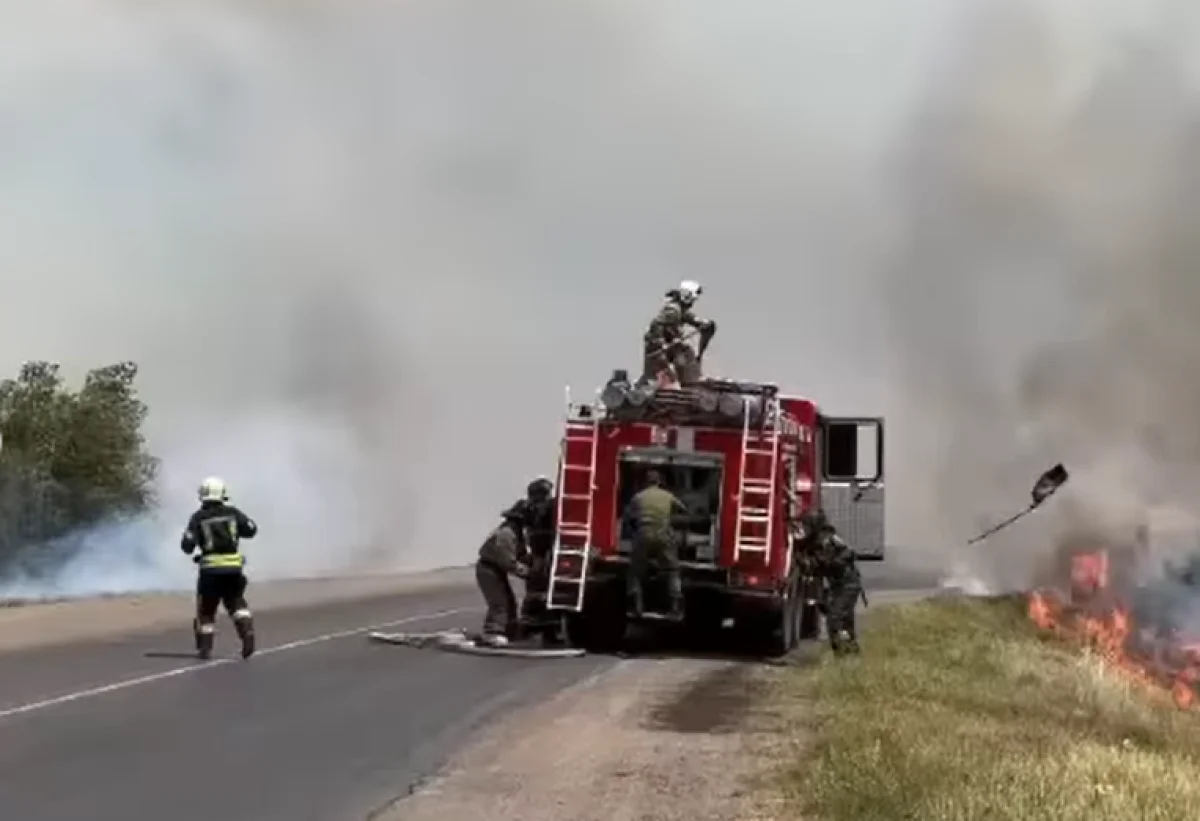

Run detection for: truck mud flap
[[368, 629, 586, 658]]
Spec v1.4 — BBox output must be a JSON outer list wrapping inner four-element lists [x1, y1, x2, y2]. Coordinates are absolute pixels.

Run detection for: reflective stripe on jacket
[[198, 552, 245, 571]]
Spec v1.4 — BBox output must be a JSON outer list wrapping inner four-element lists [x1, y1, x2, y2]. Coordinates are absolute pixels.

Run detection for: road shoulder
[[377, 654, 793, 821], [0, 567, 473, 653]]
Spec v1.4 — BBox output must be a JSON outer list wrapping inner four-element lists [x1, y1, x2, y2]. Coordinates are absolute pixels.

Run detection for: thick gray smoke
[[2, 0, 1196, 598], [885, 1, 1200, 590]]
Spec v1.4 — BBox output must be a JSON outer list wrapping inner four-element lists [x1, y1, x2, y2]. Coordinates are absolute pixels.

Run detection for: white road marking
[[0, 607, 471, 722]]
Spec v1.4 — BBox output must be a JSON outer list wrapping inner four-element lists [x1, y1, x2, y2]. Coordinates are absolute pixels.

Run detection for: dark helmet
[[799, 507, 829, 534], [526, 477, 553, 501], [502, 499, 531, 524]]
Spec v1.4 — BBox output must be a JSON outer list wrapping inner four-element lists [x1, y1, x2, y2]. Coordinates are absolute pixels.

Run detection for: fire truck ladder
[[734, 397, 780, 562], [547, 405, 599, 612]]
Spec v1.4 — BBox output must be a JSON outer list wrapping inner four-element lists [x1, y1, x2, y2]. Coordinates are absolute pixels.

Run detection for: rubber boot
[[234, 616, 256, 659], [667, 594, 685, 622], [627, 586, 644, 619], [195, 623, 215, 660]]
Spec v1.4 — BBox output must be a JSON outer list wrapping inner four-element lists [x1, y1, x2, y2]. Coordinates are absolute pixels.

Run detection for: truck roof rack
[[599, 374, 780, 429]]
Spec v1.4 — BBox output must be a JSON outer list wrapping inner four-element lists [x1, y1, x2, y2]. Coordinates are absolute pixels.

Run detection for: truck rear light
[[556, 554, 583, 575], [731, 571, 773, 589]]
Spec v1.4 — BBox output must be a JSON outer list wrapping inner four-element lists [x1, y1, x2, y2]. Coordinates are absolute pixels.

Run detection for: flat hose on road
[[368, 629, 585, 658]]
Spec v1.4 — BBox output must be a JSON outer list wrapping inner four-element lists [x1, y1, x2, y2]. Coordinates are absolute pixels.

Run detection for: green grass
[[770, 595, 1200, 820]]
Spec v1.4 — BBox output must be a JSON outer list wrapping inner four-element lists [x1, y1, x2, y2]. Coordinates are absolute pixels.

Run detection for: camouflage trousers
[[641, 341, 702, 386], [520, 552, 550, 622], [628, 533, 682, 611], [826, 576, 862, 654], [476, 561, 517, 638]]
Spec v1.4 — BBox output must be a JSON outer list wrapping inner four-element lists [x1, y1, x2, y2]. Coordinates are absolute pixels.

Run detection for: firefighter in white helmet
[[640, 280, 716, 387], [181, 476, 259, 659]]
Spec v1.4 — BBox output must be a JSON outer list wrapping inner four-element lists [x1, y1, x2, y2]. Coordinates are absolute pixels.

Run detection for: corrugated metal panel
[[821, 482, 885, 558]]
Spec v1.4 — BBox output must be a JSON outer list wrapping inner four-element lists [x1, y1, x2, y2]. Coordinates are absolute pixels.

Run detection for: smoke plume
[[886, 1, 1200, 590], [2, 0, 1198, 597]]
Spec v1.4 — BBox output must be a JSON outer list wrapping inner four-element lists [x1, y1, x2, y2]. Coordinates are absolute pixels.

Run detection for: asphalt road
[[0, 583, 611, 821], [0, 568, 939, 821]]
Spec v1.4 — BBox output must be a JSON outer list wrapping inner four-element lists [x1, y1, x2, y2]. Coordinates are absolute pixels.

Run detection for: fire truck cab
[[547, 370, 884, 656]]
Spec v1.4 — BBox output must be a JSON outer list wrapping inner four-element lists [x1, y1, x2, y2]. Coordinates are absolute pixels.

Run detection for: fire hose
[[966, 463, 1070, 546]]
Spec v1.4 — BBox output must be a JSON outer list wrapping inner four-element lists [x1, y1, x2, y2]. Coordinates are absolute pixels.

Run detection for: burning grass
[[768, 595, 1200, 820], [1029, 549, 1200, 710]]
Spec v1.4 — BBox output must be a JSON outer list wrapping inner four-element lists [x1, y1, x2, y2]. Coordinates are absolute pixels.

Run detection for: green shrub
[[0, 360, 158, 570]]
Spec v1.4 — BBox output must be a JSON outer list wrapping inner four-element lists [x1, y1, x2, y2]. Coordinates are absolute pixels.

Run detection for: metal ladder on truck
[[734, 396, 781, 562], [547, 395, 599, 611]]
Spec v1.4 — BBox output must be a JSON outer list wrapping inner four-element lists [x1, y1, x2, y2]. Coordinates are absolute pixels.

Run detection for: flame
[[1027, 549, 1200, 710]]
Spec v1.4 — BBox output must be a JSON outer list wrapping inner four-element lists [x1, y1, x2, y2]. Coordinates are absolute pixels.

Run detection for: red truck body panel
[[558, 392, 820, 589]]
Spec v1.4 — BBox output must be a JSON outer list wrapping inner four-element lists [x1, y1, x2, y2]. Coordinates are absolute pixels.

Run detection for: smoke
[[883, 0, 1200, 590], [2, 0, 1198, 598]]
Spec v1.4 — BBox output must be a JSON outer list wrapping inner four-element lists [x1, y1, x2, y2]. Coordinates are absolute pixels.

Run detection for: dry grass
[[768, 595, 1200, 820]]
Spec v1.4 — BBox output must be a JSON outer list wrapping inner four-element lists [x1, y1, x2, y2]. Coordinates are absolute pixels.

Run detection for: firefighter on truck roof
[[181, 476, 259, 660], [640, 280, 716, 387]]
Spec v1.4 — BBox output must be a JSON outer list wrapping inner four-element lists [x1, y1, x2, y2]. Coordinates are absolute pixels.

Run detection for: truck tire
[[683, 608, 724, 651], [565, 586, 627, 653], [798, 600, 821, 640], [761, 583, 797, 657]]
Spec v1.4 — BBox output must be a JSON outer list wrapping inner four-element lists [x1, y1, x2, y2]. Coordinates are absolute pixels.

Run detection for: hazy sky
[[3, 0, 1200, 595]]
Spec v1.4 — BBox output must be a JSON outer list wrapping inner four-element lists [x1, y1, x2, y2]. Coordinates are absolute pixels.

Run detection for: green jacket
[[623, 486, 687, 539]]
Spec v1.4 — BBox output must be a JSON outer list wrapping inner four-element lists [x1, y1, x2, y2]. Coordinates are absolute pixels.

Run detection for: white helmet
[[198, 476, 229, 503], [677, 280, 702, 305]]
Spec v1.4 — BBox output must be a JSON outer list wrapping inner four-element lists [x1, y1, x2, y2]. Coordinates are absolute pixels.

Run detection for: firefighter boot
[[667, 595, 685, 622], [666, 575, 685, 622], [233, 611, 256, 659], [831, 629, 855, 655], [195, 620, 215, 660], [627, 585, 645, 619]]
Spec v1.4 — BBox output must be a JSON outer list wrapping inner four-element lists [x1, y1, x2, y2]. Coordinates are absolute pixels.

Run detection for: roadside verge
[[0, 566, 473, 653], [763, 595, 1200, 820]]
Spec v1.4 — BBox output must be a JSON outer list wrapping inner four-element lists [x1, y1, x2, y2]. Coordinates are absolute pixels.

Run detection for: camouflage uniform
[[641, 296, 714, 386], [519, 479, 557, 634], [476, 505, 529, 640], [799, 510, 862, 654], [623, 480, 688, 618]]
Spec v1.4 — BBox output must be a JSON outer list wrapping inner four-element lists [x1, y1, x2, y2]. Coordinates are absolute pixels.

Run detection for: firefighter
[[519, 476, 557, 638], [640, 280, 716, 387], [797, 508, 862, 654], [622, 469, 688, 620], [181, 476, 259, 660], [475, 500, 531, 647]]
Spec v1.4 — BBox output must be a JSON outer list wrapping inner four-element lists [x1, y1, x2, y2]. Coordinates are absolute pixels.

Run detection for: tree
[[0, 360, 158, 571]]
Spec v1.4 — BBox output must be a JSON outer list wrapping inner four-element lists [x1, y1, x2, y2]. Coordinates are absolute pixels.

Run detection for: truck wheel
[[789, 588, 804, 650], [566, 588, 627, 653], [762, 587, 796, 657], [798, 600, 821, 640], [683, 609, 723, 651]]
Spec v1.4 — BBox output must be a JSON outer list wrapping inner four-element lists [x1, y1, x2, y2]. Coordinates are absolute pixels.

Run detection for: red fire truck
[[546, 370, 885, 656]]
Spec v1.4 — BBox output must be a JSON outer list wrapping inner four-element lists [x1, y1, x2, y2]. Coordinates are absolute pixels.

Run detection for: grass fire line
[[761, 596, 1200, 821], [1030, 549, 1200, 710]]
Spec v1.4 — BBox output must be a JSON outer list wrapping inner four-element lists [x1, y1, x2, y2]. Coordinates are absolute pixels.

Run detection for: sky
[[3, 0, 1200, 596]]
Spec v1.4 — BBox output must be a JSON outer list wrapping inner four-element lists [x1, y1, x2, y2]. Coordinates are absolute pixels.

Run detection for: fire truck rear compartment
[[599, 449, 784, 622], [616, 449, 723, 563]]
